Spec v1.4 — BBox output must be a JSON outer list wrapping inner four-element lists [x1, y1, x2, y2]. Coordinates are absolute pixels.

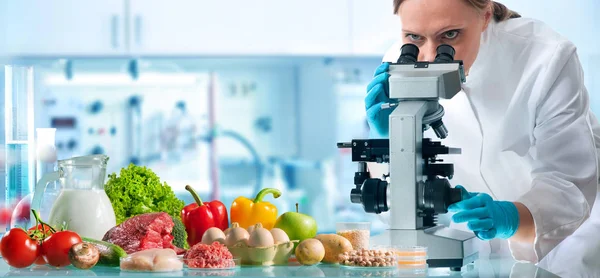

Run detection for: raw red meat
[[102, 212, 178, 254], [184, 242, 234, 269], [173, 246, 186, 255]]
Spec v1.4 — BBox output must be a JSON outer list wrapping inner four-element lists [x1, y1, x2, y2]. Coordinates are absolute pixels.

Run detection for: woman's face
[[398, 0, 492, 73]]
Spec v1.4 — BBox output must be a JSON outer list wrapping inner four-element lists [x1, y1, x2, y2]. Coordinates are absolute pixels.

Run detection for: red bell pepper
[[181, 185, 229, 247]]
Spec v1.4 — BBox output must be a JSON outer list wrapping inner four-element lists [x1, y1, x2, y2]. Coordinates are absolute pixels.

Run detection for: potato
[[295, 239, 325, 266], [314, 234, 353, 264]]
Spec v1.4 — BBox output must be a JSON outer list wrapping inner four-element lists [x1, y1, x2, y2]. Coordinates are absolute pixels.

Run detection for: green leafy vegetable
[[105, 164, 185, 224]]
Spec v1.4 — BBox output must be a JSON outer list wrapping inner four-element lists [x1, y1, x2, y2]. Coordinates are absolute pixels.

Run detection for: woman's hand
[[450, 185, 520, 240], [365, 62, 393, 138]]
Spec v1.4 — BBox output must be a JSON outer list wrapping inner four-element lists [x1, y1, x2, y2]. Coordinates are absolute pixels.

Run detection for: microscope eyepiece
[[397, 43, 420, 64], [434, 44, 456, 63]]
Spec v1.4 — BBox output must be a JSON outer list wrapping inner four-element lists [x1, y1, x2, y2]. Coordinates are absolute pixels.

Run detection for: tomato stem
[[34, 209, 39, 228], [31, 209, 57, 235]]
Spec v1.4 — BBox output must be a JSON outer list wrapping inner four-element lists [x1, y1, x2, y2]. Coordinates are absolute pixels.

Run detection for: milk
[[48, 189, 116, 240]]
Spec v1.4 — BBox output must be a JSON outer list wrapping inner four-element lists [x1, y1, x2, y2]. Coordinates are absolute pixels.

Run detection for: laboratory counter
[[0, 256, 560, 278]]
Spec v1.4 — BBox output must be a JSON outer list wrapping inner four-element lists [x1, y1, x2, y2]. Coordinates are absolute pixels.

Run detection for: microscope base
[[371, 226, 478, 269]]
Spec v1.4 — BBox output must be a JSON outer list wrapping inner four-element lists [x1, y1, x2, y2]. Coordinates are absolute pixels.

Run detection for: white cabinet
[[0, 0, 399, 57], [6, 1, 597, 58], [0, 0, 126, 56], [350, 0, 401, 56], [128, 0, 352, 56]]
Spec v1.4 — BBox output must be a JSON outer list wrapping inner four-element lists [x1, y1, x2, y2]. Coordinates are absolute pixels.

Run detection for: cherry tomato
[[0, 228, 40, 268], [29, 223, 53, 234], [34, 255, 47, 265], [28, 224, 54, 242], [27, 223, 54, 265], [42, 231, 82, 267]]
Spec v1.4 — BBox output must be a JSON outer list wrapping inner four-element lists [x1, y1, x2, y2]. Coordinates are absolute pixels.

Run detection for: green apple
[[274, 203, 317, 242]]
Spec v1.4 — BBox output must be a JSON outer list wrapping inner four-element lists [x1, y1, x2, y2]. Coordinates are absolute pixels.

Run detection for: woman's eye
[[443, 30, 459, 39], [406, 34, 422, 41]]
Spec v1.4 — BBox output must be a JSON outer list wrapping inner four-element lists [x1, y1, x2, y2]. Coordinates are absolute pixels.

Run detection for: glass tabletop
[[0, 258, 560, 278]]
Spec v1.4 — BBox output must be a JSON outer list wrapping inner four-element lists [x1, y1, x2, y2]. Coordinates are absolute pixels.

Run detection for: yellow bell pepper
[[230, 188, 281, 229]]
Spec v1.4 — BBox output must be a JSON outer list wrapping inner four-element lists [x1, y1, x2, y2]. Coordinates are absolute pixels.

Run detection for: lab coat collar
[[463, 18, 495, 87]]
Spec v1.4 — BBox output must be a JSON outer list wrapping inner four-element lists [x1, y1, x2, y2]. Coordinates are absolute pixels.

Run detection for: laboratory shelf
[[0, 257, 558, 277]]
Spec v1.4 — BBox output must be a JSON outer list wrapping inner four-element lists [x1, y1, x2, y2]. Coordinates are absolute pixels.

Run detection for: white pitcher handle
[[30, 171, 60, 224]]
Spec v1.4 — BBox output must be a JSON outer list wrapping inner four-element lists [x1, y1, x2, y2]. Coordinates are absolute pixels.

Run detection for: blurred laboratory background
[[0, 0, 599, 234]]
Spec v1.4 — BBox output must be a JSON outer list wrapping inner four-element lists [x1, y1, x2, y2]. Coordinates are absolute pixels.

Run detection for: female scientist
[[366, 0, 600, 272]]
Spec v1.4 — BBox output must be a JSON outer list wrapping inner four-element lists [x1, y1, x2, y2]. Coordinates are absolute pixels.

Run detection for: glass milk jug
[[32, 154, 116, 240]]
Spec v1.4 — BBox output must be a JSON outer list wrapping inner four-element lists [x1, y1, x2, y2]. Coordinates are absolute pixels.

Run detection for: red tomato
[[27, 224, 54, 265], [0, 228, 40, 268], [28, 224, 53, 234], [28, 224, 54, 242], [34, 255, 47, 265], [42, 231, 82, 267]]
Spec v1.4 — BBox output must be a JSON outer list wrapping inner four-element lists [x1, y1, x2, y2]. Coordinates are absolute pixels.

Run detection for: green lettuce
[[105, 164, 185, 224]]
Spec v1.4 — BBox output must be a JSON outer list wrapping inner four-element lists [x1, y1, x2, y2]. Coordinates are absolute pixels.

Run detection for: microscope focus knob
[[360, 179, 389, 214], [419, 178, 461, 214], [448, 187, 462, 205], [350, 188, 362, 204]]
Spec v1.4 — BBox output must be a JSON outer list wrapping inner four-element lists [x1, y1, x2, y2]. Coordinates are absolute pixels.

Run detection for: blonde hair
[[392, 0, 521, 22]]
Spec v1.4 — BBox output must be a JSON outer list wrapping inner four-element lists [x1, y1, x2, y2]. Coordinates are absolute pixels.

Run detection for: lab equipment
[[32, 154, 116, 240], [373, 245, 429, 275], [10, 129, 60, 228], [36, 128, 57, 177], [337, 44, 477, 270], [261, 160, 289, 213], [35, 128, 58, 221], [78, 97, 140, 173], [162, 101, 193, 163], [397, 248, 428, 275], [5, 65, 35, 229], [336, 222, 370, 250], [198, 129, 263, 204], [449, 186, 519, 240], [338, 248, 398, 269]]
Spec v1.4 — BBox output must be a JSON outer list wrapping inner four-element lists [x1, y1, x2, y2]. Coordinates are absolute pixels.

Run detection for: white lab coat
[[381, 17, 600, 274]]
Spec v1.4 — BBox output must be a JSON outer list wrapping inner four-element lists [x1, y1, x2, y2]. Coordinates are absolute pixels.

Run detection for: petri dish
[[397, 263, 428, 277], [373, 245, 428, 271], [339, 248, 398, 269], [392, 246, 427, 257]]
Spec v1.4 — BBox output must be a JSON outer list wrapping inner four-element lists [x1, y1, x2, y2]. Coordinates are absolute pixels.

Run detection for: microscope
[[337, 44, 478, 270]]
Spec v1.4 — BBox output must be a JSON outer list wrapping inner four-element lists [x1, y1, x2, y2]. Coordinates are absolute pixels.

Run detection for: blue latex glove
[[449, 185, 520, 240], [365, 62, 393, 138]]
